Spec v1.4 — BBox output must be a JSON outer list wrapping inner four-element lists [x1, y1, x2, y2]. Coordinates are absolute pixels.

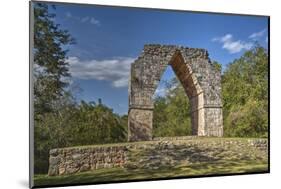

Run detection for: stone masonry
[[48, 138, 268, 176], [48, 145, 127, 176], [128, 44, 223, 141]]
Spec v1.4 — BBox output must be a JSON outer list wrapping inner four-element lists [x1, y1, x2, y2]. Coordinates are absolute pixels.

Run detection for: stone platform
[[48, 137, 268, 176]]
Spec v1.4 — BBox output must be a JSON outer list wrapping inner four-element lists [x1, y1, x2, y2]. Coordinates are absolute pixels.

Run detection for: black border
[[29, 1, 34, 188], [267, 16, 270, 173], [29, 1, 270, 188]]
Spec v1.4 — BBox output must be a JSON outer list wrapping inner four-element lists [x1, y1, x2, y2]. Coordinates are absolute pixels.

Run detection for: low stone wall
[[48, 137, 268, 176], [48, 145, 127, 176]]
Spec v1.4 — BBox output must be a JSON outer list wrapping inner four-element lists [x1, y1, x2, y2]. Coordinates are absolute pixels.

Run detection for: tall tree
[[33, 3, 75, 173], [222, 45, 268, 137], [33, 3, 75, 115]]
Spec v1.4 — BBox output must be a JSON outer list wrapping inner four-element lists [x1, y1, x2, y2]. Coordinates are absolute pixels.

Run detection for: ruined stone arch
[[128, 44, 223, 141]]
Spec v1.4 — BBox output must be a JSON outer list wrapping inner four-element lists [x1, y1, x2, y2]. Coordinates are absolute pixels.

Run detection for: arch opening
[[152, 64, 192, 138]]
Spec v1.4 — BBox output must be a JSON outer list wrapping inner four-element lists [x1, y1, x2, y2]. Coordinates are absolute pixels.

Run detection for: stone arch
[[128, 44, 223, 141]]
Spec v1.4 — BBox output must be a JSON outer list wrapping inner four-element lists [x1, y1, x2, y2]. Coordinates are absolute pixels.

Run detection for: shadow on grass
[[34, 160, 268, 187]]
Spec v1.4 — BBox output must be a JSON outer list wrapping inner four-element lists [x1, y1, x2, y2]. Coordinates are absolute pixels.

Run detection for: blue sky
[[39, 2, 268, 115]]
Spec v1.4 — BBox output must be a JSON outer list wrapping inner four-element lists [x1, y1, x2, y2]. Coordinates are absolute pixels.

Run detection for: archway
[[128, 44, 223, 142]]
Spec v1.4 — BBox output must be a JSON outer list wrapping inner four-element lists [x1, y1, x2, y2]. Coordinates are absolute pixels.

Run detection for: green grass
[[34, 137, 268, 187], [51, 137, 265, 150], [34, 160, 268, 187]]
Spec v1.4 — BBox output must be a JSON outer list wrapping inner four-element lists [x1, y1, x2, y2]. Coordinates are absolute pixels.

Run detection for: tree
[[35, 99, 128, 173], [153, 77, 192, 137], [212, 60, 222, 73], [33, 3, 75, 115], [33, 3, 75, 173], [222, 45, 268, 137]]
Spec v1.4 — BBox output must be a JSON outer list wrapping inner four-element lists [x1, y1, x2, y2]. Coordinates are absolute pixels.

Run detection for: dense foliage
[[33, 4, 268, 174], [34, 97, 127, 173], [222, 46, 268, 137], [153, 77, 192, 137]]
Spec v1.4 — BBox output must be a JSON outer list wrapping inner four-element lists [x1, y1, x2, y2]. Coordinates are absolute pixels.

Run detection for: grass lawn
[[33, 137, 268, 187], [34, 159, 268, 187]]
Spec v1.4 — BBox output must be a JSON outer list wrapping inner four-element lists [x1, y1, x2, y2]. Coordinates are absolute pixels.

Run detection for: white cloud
[[90, 17, 100, 25], [67, 56, 135, 88], [65, 12, 100, 26], [249, 28, 267, 39], [81, 16, 89, 23], [154, 87, 167, 97], [212, 34, 253, 54]]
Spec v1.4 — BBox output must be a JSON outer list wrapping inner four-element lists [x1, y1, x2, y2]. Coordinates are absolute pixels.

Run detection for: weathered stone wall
[[48, 145, 127, 176], [48, 138, 268, 176], [128, 44, 223, 141]]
